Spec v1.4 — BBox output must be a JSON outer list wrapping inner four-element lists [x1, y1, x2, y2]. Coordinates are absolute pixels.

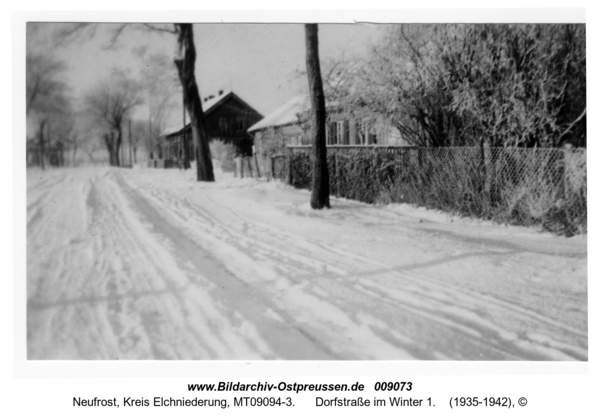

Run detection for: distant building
[[153, 90, 263, 167], [248, 95, 408, 177]]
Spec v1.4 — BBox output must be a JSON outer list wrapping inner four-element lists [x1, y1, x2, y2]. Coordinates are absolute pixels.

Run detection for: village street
[[26, 166, 587, 360]]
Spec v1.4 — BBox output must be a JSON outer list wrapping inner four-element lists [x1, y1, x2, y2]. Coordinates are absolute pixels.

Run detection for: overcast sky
[[27, 23, 383, 131]]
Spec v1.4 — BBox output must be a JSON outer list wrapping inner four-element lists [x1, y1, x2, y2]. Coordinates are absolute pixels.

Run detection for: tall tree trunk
[[181, 93, 191, 170], [105, 132, 118, 166], [38, 120, 46, 170], [59, 143, 65, 167], [115, 128, 122, 167], [105, 134, 112, 166], [305, 24, 330, 209], [71, 136, 78, 167], [128, 119, 133, 167], [173, 24, 214, 181]]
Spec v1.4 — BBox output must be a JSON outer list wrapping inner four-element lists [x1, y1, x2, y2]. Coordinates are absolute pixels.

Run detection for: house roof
[[164, 90, 261, 138], [247, 95, 309, 133], [201, 89, 259, 117]]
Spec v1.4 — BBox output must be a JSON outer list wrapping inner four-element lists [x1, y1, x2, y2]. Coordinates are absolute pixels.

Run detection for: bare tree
[[84, 71, 143, 166], [305, 24, 330, 209]]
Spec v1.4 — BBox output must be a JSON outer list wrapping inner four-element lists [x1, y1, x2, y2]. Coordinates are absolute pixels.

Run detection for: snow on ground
[[26, 164, 587, 360]]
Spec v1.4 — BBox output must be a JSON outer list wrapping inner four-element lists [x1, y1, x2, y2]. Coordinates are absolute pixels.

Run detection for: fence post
[[253, 152, 261, 178], [481, 140, 493, 209], [271, 155, 275, 180], [287, 149, 293, 186], [234, 157, 242, 178], [245, 157, 253, 178]]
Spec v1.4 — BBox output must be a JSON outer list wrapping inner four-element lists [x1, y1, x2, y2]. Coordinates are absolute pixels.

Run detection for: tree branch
[[141, 23, 177, 35], [53, 23, 97, 46], [105, 24, 129, 49], [558, 107, 586, 142]]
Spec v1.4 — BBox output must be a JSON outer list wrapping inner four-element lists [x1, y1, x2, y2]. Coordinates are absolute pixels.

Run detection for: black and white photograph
[[23, 18, 587, 362]]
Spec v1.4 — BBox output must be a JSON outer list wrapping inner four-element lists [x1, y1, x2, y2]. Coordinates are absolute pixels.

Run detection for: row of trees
[[327, 24, 586, 149], [26, 49, 180, 168]]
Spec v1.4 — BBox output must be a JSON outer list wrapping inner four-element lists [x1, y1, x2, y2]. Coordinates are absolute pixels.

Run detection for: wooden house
[[154, 90, 263, 167]]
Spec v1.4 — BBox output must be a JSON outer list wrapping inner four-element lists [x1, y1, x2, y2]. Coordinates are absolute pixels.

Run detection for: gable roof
[[164, 90, 261, 138], [247, 95, 309, 133], [202, 90, 260, 117]]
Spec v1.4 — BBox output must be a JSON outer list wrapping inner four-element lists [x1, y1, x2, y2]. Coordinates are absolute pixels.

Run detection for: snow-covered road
[[26, 166, 587, 360]]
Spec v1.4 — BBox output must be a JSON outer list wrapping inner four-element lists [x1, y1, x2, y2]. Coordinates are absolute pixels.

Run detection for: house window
[[334, 120, 350, 145], [336, 121, 344, 144], [326, 121, 337, 145], [326, 120, 349, 145], [342, 120, 350, 145], [357, 121, 366, 145], [358, 119, 377, 145]]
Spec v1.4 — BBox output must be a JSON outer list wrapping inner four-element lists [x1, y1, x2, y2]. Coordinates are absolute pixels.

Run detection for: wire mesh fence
[[272, 146, 587, 236]]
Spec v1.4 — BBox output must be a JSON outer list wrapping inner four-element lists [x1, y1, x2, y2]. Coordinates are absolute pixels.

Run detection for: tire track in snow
[[129, 187, 503, 358], [120, 176, 423, 358], [127, 181, 419, 358]]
